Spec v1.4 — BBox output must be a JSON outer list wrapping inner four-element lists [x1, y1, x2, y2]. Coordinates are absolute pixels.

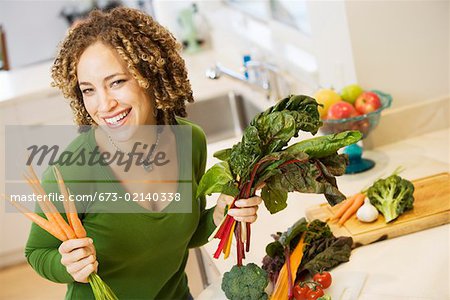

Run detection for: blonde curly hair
[[51, 7, 193, 126]]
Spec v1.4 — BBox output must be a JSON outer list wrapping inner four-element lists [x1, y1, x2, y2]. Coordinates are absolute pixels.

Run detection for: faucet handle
[[205, 64, 220, 79]]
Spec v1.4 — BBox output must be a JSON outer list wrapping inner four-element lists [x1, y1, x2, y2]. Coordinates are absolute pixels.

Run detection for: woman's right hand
[[58, 238, 98, 283]]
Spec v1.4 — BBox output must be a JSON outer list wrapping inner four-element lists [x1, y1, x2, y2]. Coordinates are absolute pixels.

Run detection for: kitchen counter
[[199, 127, 450, 299]]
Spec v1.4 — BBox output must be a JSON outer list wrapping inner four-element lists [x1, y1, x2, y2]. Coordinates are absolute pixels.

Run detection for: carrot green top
[[25, 118, 217, 299]]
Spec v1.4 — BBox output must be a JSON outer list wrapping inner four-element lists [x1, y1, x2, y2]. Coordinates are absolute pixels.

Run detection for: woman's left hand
[[213, 194, 263, 226]]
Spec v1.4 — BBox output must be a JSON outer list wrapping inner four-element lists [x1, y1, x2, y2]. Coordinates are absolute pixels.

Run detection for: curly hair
[[51, 7, 193, 126]]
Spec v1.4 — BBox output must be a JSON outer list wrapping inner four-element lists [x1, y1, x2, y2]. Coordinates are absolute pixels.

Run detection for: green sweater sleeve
[[24, 167, 75, 284], [187, 123, 217, 248]]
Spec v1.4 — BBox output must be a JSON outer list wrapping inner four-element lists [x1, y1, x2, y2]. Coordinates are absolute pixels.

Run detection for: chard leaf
[[229, 126, 262, 179], [253, 95, 322, 136], [221, 181, 239, 198], [251, 111, 297, 154], [250, 95, 322, 154], [261, 185, 288, 214], [196, 161, 235, 198], [319, 153, 349, 176], [254, 151, 309, 190], [278, 217, 308, 247], [285, 131, 362, 159], [298, 236, 353, 276], [265, 240, 284, 258], [263, 156, 347, 207], [213, 148, 231, 161]]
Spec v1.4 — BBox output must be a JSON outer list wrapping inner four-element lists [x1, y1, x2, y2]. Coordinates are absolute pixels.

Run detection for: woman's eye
[[81, 88, 94, 95], [111, 79, 126, 88]]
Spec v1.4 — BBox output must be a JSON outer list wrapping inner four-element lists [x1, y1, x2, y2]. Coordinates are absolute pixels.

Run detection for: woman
[[25, 7, 262, 299]]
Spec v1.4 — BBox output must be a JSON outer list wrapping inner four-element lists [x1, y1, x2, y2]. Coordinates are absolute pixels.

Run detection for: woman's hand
[[213, 193, 263, 226], [59, 238, 98, 283]]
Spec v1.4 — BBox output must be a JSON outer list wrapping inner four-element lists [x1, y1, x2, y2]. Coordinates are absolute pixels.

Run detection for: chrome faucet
[[206, 61, 291, 101]]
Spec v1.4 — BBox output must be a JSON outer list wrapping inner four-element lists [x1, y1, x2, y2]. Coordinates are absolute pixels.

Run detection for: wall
[[345, 0, 449, 108], [0, 0, 69, 69], [180, 1, 449, 109]]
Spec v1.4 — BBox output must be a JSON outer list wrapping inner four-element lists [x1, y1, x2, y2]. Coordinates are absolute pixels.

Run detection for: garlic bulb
[[356, 199, 379, 222]]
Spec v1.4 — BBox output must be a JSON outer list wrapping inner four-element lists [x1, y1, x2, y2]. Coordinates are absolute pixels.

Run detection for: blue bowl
[[320, 90, 392, 139]]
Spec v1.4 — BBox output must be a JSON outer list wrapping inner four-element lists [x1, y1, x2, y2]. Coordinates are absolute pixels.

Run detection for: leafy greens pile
[[262, 218, 353, 287], [197, 95, 362, 265]]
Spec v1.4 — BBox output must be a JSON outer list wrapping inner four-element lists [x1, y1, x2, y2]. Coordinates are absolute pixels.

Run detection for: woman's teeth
[[105, 110, 130, 125]]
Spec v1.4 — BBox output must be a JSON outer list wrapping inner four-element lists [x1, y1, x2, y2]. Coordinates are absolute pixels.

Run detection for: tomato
[[306, 286, 324, 299], [313, 271, 332, 289], [293, 284, 310, 300]]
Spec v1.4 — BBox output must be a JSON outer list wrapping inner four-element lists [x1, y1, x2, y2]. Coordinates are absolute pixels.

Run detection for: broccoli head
[[367, 174, 415, 223], [221, 263, 269, 300]]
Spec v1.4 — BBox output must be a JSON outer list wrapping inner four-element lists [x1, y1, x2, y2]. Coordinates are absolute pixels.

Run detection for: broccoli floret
[[367, 174, 415, 223], [221, 263, 269, 300]]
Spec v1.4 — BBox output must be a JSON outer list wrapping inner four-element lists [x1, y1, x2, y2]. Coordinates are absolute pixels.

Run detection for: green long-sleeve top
[[25, 118, 217, 299]]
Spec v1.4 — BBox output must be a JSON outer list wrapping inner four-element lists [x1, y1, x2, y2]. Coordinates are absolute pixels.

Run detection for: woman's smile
[[102, 108, 132, 128]]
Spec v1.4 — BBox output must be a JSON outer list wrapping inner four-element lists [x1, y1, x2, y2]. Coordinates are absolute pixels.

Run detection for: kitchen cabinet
[[0, 90, 73, 268]]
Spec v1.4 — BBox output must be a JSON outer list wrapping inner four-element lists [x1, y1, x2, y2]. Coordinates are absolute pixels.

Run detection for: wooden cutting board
[[305, 172, 450, 247]]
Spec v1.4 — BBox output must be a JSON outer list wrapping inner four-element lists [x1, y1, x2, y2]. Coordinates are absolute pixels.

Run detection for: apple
[[327, 101, 358, 120], [341, 84, 364, 104], [313, 89, 342, 119], [355, 91, 381, 114]]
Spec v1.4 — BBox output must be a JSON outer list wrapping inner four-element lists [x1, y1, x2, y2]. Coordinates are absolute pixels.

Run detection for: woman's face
[[77, 41, 155, 141]]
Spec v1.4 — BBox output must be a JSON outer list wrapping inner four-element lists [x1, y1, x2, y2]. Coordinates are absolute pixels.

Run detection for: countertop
[[199, 127, 450, 300]]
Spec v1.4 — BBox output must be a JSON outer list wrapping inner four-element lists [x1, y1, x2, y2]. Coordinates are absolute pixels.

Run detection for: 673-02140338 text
[[9, 192, 182, 203]]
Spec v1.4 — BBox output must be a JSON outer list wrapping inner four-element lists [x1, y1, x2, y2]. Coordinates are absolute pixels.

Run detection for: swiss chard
[[262, 219, 353, 287], [197, 94, 362, 266]]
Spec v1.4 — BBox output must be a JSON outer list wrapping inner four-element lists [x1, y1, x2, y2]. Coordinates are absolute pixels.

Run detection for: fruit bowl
[[320, 90, 392, 173], [321, 90, 392, 138]]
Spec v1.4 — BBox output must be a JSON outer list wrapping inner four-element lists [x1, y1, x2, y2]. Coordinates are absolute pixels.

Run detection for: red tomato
[[293, 284, 310, 300], [306, 286, 324, 299], [313, 271, 332, 289]]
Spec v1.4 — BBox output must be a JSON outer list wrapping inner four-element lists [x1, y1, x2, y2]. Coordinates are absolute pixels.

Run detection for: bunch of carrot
[[8, 165, 118, 300], [331, 193, 366, 226]]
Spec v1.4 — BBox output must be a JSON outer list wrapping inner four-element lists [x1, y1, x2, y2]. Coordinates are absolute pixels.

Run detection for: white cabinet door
[[0, 93, 75, 267]]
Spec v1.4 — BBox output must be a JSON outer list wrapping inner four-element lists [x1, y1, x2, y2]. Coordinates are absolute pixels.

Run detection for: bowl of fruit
[[314, 85, 393, 173]]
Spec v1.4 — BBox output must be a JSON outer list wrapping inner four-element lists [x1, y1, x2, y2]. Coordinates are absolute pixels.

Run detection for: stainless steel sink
[[185, 92, 263, 143]]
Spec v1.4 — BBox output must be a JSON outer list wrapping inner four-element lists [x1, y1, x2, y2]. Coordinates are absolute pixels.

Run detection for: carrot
[[332, 194, 357, 221], [8, 196, 67, 241], [23, 173, 60, 225], [27, 166, 76, 239], [271, 234, 306, 300], [12, 167, 118, 299], [338, 193, 366, 226], [66, 188, 87, 238], [53, 166, 86, 238], [23, 172, 70, 240]]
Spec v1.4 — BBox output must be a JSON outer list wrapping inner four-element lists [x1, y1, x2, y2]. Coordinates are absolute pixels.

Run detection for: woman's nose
[[98, 92, 118, 112]]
